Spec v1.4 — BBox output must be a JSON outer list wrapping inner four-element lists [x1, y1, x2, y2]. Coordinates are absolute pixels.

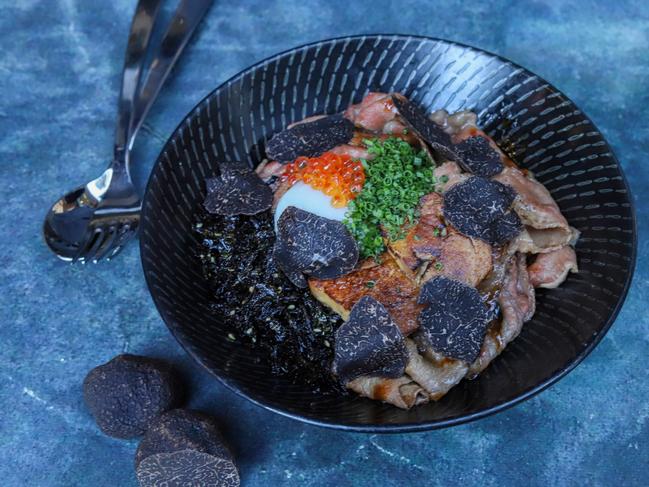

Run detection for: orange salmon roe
[[282, 152, 365, 208]]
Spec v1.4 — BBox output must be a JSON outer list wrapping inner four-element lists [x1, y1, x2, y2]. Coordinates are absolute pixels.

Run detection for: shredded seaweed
[[195, 209, 344, 392]]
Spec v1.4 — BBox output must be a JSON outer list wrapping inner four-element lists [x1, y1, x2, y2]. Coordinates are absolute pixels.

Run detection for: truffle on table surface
[[83, 354, 184, 439], [135, 409, 239, 487]]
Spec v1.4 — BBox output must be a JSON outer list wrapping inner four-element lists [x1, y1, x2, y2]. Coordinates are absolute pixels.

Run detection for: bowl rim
[[140, 33, 638, 433]]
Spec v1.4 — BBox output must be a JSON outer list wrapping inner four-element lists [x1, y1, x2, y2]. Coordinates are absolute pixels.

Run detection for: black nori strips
[[417, 276, 490, 362], [333, 296, 408, 383], [204, 164, 272, 216], [195, 209, 343, 390], [266, 114, 354, 163], [83, 355, 183, 439], [136, 409, 239, 487], [455, 135, 504, 177], [274, 206, 359, 284], [443, 176, 521, 245], [392, 94, 458, 162]]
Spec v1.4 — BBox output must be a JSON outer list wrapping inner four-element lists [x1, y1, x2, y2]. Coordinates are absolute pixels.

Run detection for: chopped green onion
[[343, 137, 436, 259]]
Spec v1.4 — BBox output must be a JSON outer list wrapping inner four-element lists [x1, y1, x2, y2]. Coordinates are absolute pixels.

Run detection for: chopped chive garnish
[[343, 137, 436, 259]]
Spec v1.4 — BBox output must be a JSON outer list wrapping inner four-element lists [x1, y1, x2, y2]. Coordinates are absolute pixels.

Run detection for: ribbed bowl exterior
[[140, 35, 635, 432]]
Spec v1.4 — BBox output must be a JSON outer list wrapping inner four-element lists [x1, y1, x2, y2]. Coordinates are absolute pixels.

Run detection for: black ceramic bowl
[[140, 35, 636, 432]]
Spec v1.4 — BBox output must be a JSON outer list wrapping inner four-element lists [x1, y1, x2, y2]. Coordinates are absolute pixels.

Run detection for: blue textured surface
[[0, 1, 647, 485]]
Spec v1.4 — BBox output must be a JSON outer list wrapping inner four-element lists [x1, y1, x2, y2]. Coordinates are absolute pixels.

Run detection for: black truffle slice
[[218, 160, 250, 175], [443, 176, 521, 245], [266, 114, 354, 163], [333, 296, 408, 383], [136, 409, 239, 487], [493, 209, 523, 245], [204, 164, 272, 216], [455, 135, 504, 177], [417, 276, 490, 362], [391, 94, 458, 162], [137, 452, 239, 487], [272, 238, 307, 288], [275, 206, 359, 284], [83, 354, 183, 439]]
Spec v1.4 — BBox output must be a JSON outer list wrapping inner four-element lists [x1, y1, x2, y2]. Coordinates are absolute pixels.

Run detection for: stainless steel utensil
[[43, 0, 212, 263]]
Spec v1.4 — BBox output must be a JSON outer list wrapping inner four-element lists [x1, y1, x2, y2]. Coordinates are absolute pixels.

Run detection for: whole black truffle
[[83, 354, 183, 439], [417, 276, 491, 362], [333, 296, 408, 383], [135, 409, 239, 487], [266, 114, 354, 162], [392, 94, 458, 163], [204, 163, 273, 216]]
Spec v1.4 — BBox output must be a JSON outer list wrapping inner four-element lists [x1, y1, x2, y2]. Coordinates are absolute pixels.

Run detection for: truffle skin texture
[[493, 209, 524, 244], [455, 136, 504, 177], [272, 240, 308, 288], [392, 94, 458, 162], [135, 409, 239, 487], [83, 354, 183, 439], [417, 276, 490, 362], [266, 114, 354, 163], [333, 296, 408, 383], [275, 206, 359, 283], [443, 176, 522, 245], [137, 452, 239, 487], [204, 164, 273, 216]]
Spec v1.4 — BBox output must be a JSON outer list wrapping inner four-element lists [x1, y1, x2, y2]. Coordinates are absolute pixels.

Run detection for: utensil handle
[[128, 0, 213, 151], [114, 0, 164, 167]]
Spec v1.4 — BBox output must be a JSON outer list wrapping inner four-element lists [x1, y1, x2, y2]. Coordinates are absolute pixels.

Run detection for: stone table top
[[1, 0, 647, 485]]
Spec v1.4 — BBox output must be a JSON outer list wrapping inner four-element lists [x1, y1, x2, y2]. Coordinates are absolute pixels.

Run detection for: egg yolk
[[282, 152, 365, 208]]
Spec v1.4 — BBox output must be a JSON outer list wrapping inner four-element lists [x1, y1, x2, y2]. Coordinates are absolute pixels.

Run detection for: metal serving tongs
[[43, 0, 213, 263]]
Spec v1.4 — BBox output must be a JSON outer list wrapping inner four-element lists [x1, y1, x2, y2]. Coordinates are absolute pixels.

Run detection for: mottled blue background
[[1, 1, 647, 485]]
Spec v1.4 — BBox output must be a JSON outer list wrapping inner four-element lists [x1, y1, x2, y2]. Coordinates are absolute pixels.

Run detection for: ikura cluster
[[282, 152, 365, 207]]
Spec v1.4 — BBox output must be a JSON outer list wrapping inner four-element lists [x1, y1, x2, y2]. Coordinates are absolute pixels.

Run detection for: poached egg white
[[274, 181, 348, 230]]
